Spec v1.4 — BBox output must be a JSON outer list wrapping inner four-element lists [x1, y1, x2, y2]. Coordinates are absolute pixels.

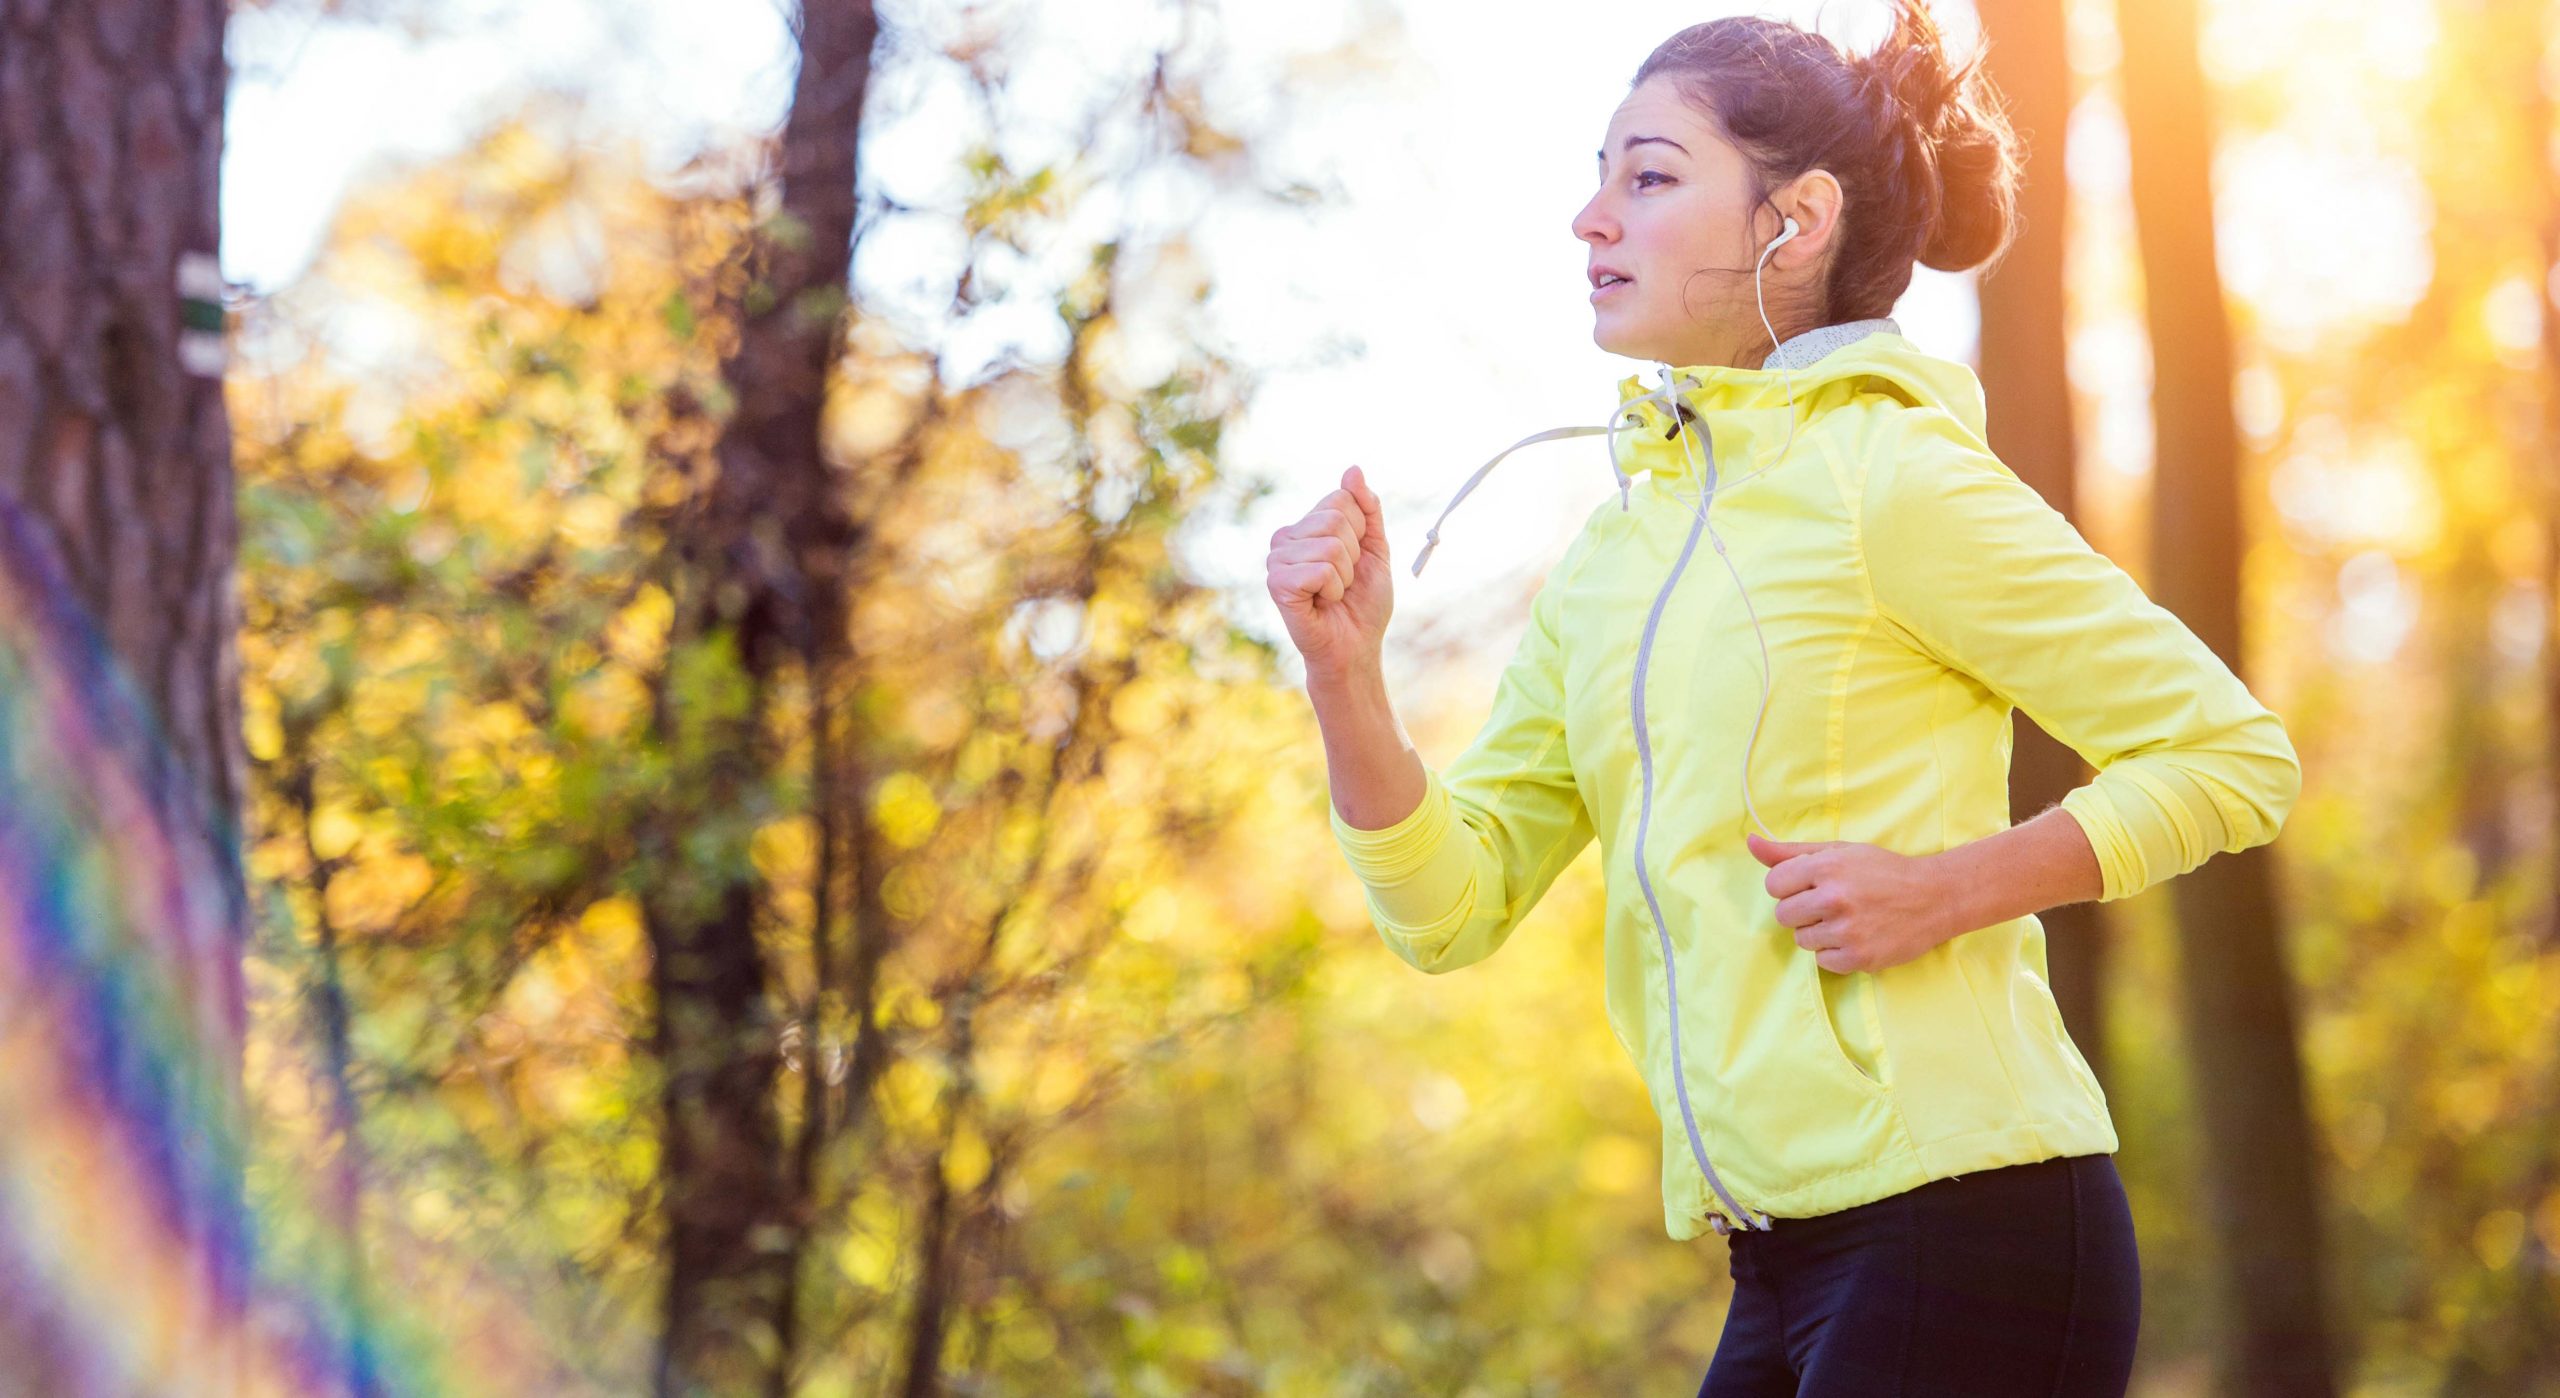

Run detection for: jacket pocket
[[1795, 953, 1892, 1096]]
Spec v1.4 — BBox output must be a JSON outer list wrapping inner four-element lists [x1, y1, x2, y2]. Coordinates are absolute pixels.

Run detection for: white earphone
[[1637, 211, 1805, 843]]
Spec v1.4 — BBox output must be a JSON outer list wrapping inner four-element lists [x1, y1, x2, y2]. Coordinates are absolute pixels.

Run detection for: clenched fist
[[1268, 465, 1394, 676]]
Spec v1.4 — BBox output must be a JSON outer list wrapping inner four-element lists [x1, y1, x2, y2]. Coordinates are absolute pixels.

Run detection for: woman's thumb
[[1345, 465, 1385, 527]]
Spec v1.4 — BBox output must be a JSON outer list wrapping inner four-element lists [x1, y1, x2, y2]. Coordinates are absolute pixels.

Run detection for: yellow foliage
[[2537, 1191, 2560, 1258], [878, 1058, 943, 1134], [323, 851, 433, 934], [836, 1229, 897, 1291], [750, 816, 815, 884], [406, 1187, 460, 1241], [605, 585, 674, 669], [2330, 1099, 2386, 1172], [1197, 966, 1251, 1015], [1085, 588, 1140, 664], [1030, 1057, 1088, 1115], [472, 700, 533, 747], [1123, 885, 1178, 943], [244, 688, 284, 763], [900, 684, 971, 751], [2431, 1072, 2507, 1139], [833, 383, 921, 457], [944, 1118, 991, 1193], [579, 895, 644, 952], [2472, 1210, 2528, 1271], [562, 668, 647, 739], [349, 675, 417, 740], [954, 729, 1010, 788], [559, 494, 622, 552], [308, 804, 367, 861], [873, 772, 941, 850], [880, 863, 934, 922], [1107, 675, 1175, 738]]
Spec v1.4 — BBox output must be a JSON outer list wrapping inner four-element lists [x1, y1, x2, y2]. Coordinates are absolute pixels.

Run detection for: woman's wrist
[[1304, 647, 1382, 686], [1918, 807, 2108, 943], [1303, 659, 1426, 831]]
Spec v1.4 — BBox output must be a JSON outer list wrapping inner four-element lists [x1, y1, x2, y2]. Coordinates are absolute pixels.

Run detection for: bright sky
[[223, 0, 2009, 702]]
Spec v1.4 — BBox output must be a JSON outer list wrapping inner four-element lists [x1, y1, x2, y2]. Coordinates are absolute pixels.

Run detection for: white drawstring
[[1408, 252, 1805, 581], [1409, 411, 1656, 579]]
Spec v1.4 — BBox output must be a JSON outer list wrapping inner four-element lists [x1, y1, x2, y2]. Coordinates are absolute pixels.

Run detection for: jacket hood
[[1608, 316, 1991, 487]]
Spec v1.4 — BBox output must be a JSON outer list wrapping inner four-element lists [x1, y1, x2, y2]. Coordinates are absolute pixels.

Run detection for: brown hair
[[1631, 0, 2024, 328]]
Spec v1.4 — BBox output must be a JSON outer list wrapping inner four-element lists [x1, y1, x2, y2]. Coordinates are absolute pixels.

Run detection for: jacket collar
[[1610, 316, 1921, 485]]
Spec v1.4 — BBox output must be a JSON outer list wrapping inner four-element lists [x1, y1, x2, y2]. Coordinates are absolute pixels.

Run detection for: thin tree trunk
[[2445, 536, 2516, 886], [2115, 0, 2339, 1391], [897, 1000, 974, 1398], [649, 2, 877, 1393], [770, 639, 846, 1397], [1973, 0, 2109, 1090], [0, 1, 245, 1390], [286, 739, 379, 1398]]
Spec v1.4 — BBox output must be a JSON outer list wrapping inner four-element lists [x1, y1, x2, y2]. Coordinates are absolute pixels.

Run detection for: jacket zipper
[[1628, 431, 1771, 1236]]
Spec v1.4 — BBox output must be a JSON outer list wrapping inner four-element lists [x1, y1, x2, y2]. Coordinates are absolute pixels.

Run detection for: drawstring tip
[[1410, 535, 1437, 578], [1709, 1207, 1772, 1236]]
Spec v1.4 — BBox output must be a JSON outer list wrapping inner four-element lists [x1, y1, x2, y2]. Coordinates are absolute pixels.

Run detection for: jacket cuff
[[1330, 766, 1453, 882], [2060, 764, 2234, 905], [2059, 783, 2139, 903], [1331, 767, 1480, 930]]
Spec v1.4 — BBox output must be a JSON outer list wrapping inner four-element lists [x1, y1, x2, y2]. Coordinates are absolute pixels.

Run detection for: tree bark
[[648, 3, 877, 1394], [2115, 0, 2339, 1390], [1973, 0, 2111, 1091], [0, 0, 246, 1390]]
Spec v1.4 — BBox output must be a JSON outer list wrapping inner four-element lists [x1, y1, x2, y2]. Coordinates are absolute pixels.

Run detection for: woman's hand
[[1268, 465, 1395, 677], [1747, 833, 1958, 973]]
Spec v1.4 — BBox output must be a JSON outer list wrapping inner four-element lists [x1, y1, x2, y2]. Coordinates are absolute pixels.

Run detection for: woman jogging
[[1266, 5, 2301, 1395]]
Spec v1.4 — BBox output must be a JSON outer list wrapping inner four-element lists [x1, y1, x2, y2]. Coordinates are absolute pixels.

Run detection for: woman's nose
[[1572, 196, 1614, 245]]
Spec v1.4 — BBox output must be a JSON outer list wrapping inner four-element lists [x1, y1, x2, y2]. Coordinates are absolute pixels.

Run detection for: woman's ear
[[1775, 170, 1846, 263]]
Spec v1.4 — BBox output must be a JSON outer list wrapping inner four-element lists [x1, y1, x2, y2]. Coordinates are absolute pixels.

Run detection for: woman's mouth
[[1591, 275, 1634, 303]]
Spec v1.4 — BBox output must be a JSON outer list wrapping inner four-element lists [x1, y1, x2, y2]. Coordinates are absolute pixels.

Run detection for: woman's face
[[1573, 75, 1797, 369]]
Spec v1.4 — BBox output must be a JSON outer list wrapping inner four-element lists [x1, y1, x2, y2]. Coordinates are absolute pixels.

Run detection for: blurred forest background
[[0, 0, 2555, 1393]]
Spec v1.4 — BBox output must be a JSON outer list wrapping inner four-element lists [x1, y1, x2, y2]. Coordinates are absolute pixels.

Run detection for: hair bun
[[1856, 0, 2019, 272]]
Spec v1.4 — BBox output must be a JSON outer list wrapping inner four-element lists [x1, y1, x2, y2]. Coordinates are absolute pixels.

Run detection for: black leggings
[[1696, 1153, 2140, 1397]]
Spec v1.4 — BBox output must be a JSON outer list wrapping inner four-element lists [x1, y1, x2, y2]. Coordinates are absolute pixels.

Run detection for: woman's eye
[[1634, 171, 1671, 188]]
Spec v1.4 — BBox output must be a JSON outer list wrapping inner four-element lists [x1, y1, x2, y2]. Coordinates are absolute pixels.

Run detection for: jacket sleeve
[[1328, 546, 1596, 973], [1861, 420, 2302, 903]]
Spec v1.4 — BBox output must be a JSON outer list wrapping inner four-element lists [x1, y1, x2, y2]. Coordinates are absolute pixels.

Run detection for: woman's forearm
[[1925, 803, 2107, 937], [1306, 662, 1429, 831]]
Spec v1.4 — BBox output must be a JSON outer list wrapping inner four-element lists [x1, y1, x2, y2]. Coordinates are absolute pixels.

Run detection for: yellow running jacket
[[1329, 317, 2301, 1240]]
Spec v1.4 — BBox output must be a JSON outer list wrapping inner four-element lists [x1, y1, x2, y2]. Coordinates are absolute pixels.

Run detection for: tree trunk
[[0, 3, 241, 874], [2535, 0, 2560, 958], [0, 0, 246, 1391], [648, 3, 877, 1393], [2115, 0, 2340, 1391], [896, 1006, 972, 1398], [1973, 0, 2110, 1091], [2508, 2, 2560, 1380]]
